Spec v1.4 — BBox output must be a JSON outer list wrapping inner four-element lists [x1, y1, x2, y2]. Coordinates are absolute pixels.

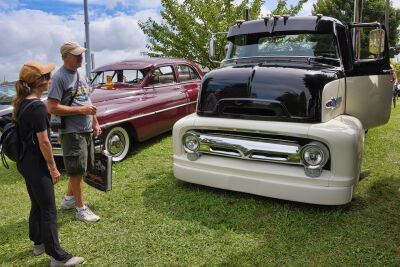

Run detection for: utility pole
[[385, 0, 390, 41], [353, 0, 363, 59], [84, 0, 92, 80]]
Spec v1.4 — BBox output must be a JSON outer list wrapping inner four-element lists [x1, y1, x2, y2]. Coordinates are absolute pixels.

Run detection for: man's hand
[[93, 115, 102, 136], [80, 105, 97, 115], [93, 123, 102, 136]]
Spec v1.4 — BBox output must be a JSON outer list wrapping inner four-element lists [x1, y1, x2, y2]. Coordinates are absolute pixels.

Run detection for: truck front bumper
[[173, 114, 364, 205]]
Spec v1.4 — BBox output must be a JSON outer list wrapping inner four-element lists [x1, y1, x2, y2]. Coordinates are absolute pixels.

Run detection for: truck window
[[229, 33, 339, 61]]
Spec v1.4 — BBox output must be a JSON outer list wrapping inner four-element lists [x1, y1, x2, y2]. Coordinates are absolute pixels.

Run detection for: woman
[[13, 61, 84, 266]]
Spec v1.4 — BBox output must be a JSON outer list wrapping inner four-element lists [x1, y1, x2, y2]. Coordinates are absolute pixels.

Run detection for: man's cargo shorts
[[60, 132, 94, 177]]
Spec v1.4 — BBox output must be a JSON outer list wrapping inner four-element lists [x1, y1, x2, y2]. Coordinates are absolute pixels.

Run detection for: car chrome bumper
[[185, 131, 302, 165]]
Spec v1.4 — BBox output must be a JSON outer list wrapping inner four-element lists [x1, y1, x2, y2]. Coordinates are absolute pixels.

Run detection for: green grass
[[2, 108, 400, 266]]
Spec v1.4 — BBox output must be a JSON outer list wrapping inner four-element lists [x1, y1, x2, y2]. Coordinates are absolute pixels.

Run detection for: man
[[48, 41, 100, 222]]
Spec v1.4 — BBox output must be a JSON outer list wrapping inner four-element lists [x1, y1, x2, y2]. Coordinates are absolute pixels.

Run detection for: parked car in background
[[0, 82, 49, 128], [50, 58, 204, 162]]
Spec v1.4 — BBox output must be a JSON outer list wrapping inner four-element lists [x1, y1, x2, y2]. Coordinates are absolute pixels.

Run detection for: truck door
[[345, 22, 393, 130]]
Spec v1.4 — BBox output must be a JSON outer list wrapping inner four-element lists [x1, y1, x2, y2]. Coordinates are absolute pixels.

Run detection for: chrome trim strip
[[99, 101, 197, 128], [180, 80, 201, 85], [188, 131, 302, 165]]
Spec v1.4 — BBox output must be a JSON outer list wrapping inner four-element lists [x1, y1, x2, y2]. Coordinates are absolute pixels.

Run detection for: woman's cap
[[19, 61, 56, 84], [60, 41, 86, 56]]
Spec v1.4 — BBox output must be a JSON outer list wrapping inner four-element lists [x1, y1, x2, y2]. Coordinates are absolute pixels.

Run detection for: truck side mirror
[[369, 29, 385, 57], [209, 37, 216, 59]]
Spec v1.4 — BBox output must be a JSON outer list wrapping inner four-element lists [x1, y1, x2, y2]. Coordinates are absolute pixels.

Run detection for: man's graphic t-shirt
[[48, 66, 93, 134]]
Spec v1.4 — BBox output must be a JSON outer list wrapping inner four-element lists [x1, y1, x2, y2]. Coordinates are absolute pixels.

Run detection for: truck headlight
[[183, 132, 200, 161], [300, 142, 329, 177]]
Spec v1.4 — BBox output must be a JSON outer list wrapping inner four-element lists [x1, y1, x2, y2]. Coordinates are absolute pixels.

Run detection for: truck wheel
[[104, 126, 130, 162]]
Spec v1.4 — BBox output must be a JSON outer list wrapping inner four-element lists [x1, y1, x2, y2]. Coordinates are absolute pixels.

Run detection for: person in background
[[392, 64, 399, 102], [13, 61, 84, 266], [47, 41, 101, 222]]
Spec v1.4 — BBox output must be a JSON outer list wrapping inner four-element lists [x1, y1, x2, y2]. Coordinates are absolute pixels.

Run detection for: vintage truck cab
[[172, 15, 393, 205]]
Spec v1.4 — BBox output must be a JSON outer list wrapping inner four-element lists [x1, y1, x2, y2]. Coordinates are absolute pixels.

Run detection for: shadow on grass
[[141, 170, 356, 234], [0, 250, 49, 266], [129, 131, 172, 156], [141, 172, 400, 265]]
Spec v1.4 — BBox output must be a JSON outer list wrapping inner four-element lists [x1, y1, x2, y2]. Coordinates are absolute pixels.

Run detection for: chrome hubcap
[[107, 132, 125, 155]]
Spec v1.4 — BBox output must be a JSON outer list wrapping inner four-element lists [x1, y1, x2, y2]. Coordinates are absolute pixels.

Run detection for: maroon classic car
[[51, 58, 203, 162]]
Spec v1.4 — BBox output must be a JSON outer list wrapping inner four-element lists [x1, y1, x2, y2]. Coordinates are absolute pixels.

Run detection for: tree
[[312, 0, 400, 57], [138, 0, 307, 70]]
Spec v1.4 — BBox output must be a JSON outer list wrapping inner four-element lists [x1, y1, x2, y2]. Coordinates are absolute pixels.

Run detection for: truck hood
[[197, 62, 342, 122], [90, 85, 144, 104]]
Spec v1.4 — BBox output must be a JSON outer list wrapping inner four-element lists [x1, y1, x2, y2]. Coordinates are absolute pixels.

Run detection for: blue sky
[[0, 0, 398, 81]]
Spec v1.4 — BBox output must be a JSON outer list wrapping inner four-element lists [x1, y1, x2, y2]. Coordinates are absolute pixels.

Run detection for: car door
[[149, 65, 188, 134], [177, 64, 202, 114], [345, 22, 393, 130]]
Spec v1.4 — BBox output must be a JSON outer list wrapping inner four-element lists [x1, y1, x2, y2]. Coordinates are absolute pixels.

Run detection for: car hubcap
[[107, 132, 125, 156]]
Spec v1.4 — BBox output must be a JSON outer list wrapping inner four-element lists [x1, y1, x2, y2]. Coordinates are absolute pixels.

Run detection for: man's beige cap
[[19, 61, 56, 84], [60, 41, 86, 56]]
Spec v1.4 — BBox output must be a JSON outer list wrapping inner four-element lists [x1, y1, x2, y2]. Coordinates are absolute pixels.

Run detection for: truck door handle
[[383, 69, 394, 74]]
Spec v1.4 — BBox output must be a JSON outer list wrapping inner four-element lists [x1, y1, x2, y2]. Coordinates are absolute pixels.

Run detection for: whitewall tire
[[105, 126, 130, 162]]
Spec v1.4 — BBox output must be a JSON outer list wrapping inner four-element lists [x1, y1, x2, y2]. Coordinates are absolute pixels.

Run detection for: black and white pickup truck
[[172, 15, 393, 205]]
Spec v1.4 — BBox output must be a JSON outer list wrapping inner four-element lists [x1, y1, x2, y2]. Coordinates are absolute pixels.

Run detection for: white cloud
[[393, 0, 400, 9], [0, 8, 160, 81], [299, 0, 316, 16], [0, 0, 19, 10], [260, 6, 271, 17], [59, 0, 134, 10], [137, 0, 161, 9]]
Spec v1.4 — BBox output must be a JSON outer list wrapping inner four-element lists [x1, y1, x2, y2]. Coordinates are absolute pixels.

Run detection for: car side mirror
[[369, 29, 385, 57], [209, 37, 216, 59]]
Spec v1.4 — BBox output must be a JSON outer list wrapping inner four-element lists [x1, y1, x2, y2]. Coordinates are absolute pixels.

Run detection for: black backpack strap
[[17, 99, 41, 123], [17, 99, 42, 153]]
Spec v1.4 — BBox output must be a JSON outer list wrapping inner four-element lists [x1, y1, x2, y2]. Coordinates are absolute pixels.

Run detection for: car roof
[[92, 58, 193, 72]]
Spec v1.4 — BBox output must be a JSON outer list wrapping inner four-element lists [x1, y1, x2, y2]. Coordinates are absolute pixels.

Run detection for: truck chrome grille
[[189, 131, 302, 165]]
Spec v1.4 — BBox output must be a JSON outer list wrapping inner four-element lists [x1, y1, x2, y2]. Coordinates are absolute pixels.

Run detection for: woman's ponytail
[[11, 80, 31, 120]]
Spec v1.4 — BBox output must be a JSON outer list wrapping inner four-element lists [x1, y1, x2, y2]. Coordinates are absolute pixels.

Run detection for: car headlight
[[300, 141, 329, 177], [182, 131, 200, 161], [183, 132, 199, 152]]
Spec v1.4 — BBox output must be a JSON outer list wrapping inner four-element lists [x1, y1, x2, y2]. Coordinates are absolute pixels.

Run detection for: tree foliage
[[312, 0, 400, 57], [138, 0, 307, 70]]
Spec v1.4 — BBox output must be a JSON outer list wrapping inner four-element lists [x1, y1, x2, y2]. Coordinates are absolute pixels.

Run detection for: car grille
[[188, 130, 303, 165]]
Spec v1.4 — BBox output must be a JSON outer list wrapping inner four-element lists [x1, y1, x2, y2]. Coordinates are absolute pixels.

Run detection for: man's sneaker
[[60, 197, 89, 210], [33, 243, 45, 256], [50, 256, 85, 266], [75, 207, 100, 222]]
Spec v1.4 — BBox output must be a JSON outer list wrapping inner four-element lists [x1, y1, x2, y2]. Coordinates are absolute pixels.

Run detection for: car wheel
[[104, 126, 130, 162]]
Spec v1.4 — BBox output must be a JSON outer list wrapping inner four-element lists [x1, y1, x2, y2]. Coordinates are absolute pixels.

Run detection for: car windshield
[[0, 83, 16, 105], [91, 68, 150, 86], [228, 33, 339, 60], [0, 82, 48, 105]]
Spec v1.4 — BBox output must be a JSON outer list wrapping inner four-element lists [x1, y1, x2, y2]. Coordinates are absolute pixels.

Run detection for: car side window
[[178, 65, 200, 82], [149, 66, 176, 86]]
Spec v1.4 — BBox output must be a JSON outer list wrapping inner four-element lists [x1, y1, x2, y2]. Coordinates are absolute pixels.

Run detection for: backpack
[[0, 99, 40, 168]]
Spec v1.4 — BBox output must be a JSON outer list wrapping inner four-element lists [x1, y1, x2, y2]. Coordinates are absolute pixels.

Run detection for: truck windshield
[[228, 33, 339, 60]]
